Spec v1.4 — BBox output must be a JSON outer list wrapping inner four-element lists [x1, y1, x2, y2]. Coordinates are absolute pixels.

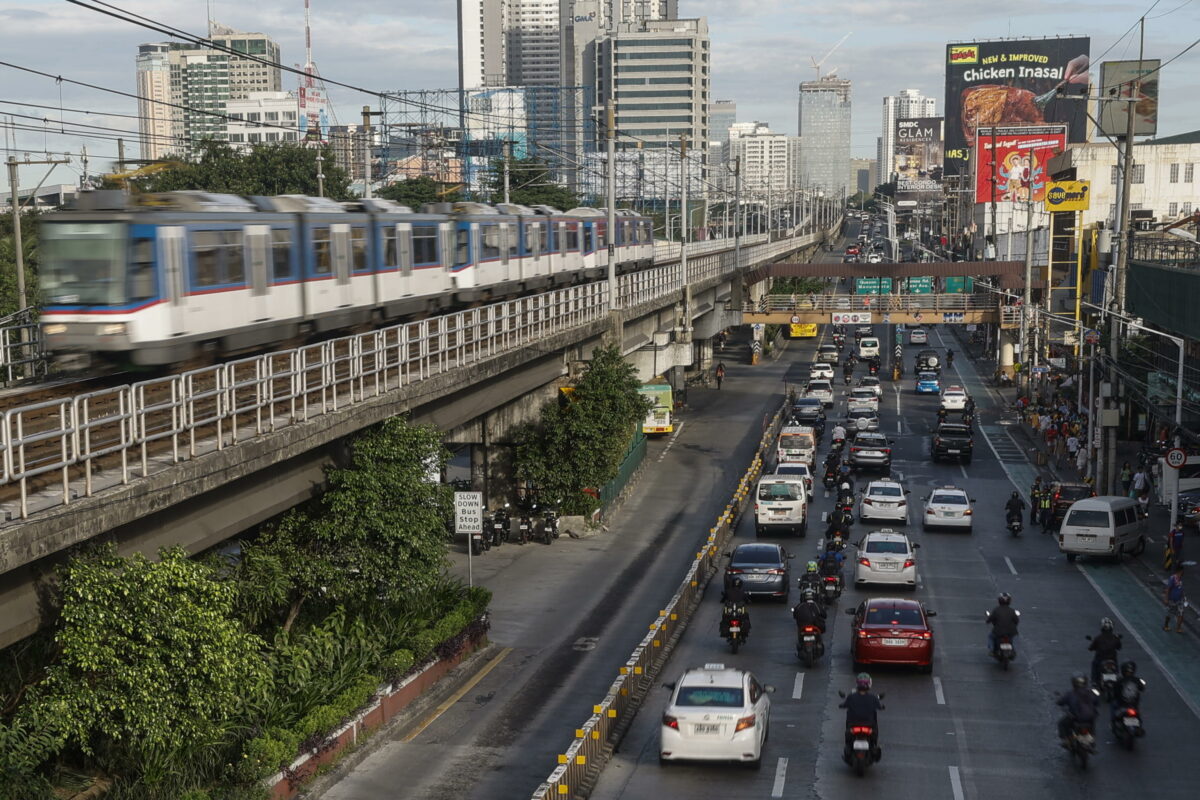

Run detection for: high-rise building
[[727, 122, 801, 195], [507, 1, 561, 86], [849, 157, 878, 194], [135, 43, 173, 160], [797, 77, 851, 195], [136, 25, 282, 158], [709, 100, 736, 149], [879, 88, 936, 182], [225, 92, 300, 151], [458, 0, 508, 89]]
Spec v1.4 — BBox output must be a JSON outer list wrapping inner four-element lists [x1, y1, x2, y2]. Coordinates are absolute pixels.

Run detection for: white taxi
[[859, 479, 910, 523], [922, 486, 975, 531], [660, 664, 774, 767], [940, 386, 969, 410], [857, 376, 883, 397], [854, 529, 919, 587]]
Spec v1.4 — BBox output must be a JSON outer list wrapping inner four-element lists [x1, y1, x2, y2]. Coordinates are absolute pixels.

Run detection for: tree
[[515, 345, 650, 515], [377, 176, 461, 209], [10, 547, 268, 785], [0, 212, 40, 315], [483, 157, 578, 210], [117, 140, 353, 200], [237, 417, 452, 632]]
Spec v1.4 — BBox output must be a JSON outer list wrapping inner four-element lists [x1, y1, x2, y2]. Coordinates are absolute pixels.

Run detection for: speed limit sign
[[1166, 448, 1187, 469], [790, 314, 801, 324]]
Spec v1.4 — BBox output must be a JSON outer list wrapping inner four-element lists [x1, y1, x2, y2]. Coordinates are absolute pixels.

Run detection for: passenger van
[[776, 426, 817, 466], [1057, 496, 1147, 562], [755, 476, 808, 536], [858, 337, 880, 358]]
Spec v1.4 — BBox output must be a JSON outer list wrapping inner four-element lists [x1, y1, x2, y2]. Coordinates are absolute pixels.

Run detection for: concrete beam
[[742, 310, 999, 325]]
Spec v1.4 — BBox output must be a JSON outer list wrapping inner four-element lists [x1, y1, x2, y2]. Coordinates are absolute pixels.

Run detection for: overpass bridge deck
[[743, 293, 1019, 327]]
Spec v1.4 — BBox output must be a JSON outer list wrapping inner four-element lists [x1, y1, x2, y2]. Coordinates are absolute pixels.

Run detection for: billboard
[[944, 37, 1090, 177], [1045, 179, 1091, 212], [1099, 59, 1160, 137], [973, 124, 1068, 203], [894, 117, 944, 206]]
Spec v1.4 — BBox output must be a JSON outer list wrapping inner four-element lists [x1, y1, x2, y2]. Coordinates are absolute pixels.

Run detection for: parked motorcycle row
[[470, 501, 561, 556]]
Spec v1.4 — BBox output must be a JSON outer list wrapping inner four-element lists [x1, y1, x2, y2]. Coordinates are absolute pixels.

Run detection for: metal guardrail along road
[[0, 230, 829, 523]]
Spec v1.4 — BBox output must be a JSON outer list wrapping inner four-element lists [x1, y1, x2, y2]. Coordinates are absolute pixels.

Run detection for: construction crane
[[811, 32, 852, 81]]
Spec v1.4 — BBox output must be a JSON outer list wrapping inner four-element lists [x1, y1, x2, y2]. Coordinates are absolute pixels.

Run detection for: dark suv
[[915, 348, 941, 373], [930, 423, 974, 464], [1049, 481, 1096, 529]]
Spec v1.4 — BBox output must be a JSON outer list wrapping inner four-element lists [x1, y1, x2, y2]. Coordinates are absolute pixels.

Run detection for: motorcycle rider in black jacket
[[840, 673, 884, 762], [986, 593, 1020, 655], [1088, 618, 1123, 686], [1057, 674, 1100, 744]]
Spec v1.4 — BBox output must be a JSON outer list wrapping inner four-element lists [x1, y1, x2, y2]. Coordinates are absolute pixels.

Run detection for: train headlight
[[43, 324, 67, 335], [100, 323, 127, 336]]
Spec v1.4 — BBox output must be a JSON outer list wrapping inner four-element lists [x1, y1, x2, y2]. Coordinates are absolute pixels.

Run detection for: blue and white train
[[39, 191, 655, 365]]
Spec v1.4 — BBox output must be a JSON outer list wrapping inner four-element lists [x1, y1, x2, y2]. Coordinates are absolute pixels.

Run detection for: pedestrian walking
[[1132, 468, 1149, 499], [1076, 445, 1088, 475], [715, 362, 726, 390], [1066, 433, 1080, 462], [1163, 566, 1187, 633], [1137, 487, 1151, 518], [1165, 523, 1185, 570], [1120, 462, 1133, 496], [1030, 477, 1044, 524]]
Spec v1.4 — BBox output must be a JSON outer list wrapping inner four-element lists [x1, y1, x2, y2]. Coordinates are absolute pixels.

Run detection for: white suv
[[660, 664, 774, 767]]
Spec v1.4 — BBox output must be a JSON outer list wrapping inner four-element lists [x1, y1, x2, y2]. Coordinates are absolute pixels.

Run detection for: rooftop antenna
[[207, 0, 214, 37], [810, 31, 852, 81]]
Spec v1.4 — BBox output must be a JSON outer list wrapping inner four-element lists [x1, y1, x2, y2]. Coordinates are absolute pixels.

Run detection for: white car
[[816, 344, 841, 364], [805, 379, 834, 407], [859, 480, 910, 523], [835, 297, 852, 310], [810, 361, 835, 380], [857, 376, 883, 397], [866, 252, 883, 264], [772, 462, 814, 501], [660, 664, 774, 767], [846, 387, 880, 412], [854, 529, 919, 588], [922, 486, 975, 531], [909, 328, 928, 345], [940, 386, 969, 410], [857, 337, 880, 358]]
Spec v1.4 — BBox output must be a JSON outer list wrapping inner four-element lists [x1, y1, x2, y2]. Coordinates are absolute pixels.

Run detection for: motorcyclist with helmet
[[1111, 661, 1146, 720], [1088, 617, 1123, 687], [792, 587, 827, 635], [720, 577, 751, 638], [1004, 491, 1026, 528], [1056, 674, 1100, 746], [986, 592, 1020, 656], [830, 423, 848, 446], [818, 541, 846, 591], [799, 560, 824, 599], [840, 673, 884, 762]]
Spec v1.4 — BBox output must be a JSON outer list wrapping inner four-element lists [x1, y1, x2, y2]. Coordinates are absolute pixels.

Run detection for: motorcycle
[[822, 572, 843, 601], [470, 525, 488, 556], [823, 469, 839, 491], [992, 634, 1016, 670], [1111, 704, 1145, 751], [839, 691, 885, 777], [1096, 659, 1120, 702], [516, 510, 533, 544], [490, 505, 510, 548], [539, 504, 560, 544], [721, 603, 748, 654], [1006, 513, 1023, 537], [1065, 718, 1098, 769], [843, 373, 853, 386], [869, 363, 880, 376], [796, 624, 825, 668]]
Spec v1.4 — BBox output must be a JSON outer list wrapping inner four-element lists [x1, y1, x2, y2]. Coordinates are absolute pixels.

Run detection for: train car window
[[506, 225, 519, 259], [129, 237, 156, 301], [455, 228, 470, 267], [526, 223, 543, 256], [481, 225, 501, 260], [192, 230, 221, 287], [412, 225, 438, 265], [350, 227, 369, 272], [548, 223, 559, 253], [222, 230, 245, 284], [271, 229, 294, 280], [565, 224, 579, 252], [312, 227, 332, 275], [382, 226, 398, 267], [596, 222, 607, 250]]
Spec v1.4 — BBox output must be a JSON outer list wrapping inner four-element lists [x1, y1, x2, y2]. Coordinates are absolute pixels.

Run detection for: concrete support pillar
[[485, 443, 516, 510], [999, 333, 1016, 377], [730, 272, 746, 312], [470, 443, 488, 497], [696, 337, 714, 372]]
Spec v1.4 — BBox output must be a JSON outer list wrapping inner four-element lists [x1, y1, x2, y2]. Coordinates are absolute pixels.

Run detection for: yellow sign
[[1044, 180, 1091, 212], [790, 323, 817, 338], [948, 45, 979, 64]]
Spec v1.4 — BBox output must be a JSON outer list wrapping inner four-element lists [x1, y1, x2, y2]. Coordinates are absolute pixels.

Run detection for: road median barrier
[[528, 398, 788, 800]]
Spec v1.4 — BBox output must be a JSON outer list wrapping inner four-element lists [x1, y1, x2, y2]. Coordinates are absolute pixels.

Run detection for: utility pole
[[117, 138, 127, 174], [734, 156, 742, 267], [503, 139, 512, 205], [316, 151, 326, 198], [1024, 190, 1036, 384], [361, 105, 376, 199], [679, 133, 688, 291], [7, 156, 70, 312], [989, 126, 999, 260], [606, 99, 618, 310]]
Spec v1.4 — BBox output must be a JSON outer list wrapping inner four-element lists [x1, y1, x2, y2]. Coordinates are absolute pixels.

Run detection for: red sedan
[[846, 597, 936, 673]]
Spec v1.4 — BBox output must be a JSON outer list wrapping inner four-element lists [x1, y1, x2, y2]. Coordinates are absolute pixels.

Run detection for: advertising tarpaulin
[[1045, 179, 1091, 212], [944, 37, 1090, 177], [894, 117, 944, 206], [973, 124, 1067, 203], [1099, 59, 1161, 137]]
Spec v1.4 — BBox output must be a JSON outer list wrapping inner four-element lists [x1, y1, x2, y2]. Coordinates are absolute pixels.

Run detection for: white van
[[858, 337, 880, 358], [1057, 496, 1147, 562], [755, 476, 808, 537], [776, 426, 817, 466]]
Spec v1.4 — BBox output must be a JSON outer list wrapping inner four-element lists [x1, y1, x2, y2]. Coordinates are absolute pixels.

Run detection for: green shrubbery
[[0, 418, 491, 799]]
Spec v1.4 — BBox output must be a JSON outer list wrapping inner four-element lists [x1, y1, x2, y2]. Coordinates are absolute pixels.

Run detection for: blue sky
[[1, 0, 1197, 191]]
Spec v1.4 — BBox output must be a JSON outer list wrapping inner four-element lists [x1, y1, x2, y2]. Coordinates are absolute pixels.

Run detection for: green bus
[[638, 384, 674, 435]]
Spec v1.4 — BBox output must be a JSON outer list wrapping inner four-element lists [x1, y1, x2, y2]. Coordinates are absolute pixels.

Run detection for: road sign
[[831, 312, 873, 325], [908, 276, 934, 294], [454, 491, 483, 534], [883, 313, 891, 324], [942, 312, 965, 323], [1084, 329, 1101, 346], [895, 332, 903, 344], [790, 314, 801, 324], [1032, 365, 1050, 374], [894, 344, 903, 358], [1166, 448, 1188, 469]]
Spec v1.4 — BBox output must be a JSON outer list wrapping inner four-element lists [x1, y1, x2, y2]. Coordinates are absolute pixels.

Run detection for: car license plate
[[802, 635, 816, 642], [947, 449, 960, 454], [771, 508, 787, 515], [876, 562, 898, 571], [1077, 534, 1095, 541], [852, 739, 871, 750], [882, 638, 907, 646], [745, 574, 770, 582], [944, 511, 960, 517], [1123, 717, 1141, 728], [999, 643, 1013, 651], [877, 502, 894, 508], [862, 450, 881, 457], [694, 723, 721, 735]]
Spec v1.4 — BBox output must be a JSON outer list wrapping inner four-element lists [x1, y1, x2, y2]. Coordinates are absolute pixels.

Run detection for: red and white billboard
[[973, 124, 1067, 204]]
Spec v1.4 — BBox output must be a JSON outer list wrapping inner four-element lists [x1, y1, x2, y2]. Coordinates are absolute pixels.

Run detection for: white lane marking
[[933, 676, 946, 705], [1075, 564, 1200, 721], [958, 463, 969, 481], [1004, 556, 1018, 575], [897, 418, 902, 434], [949, 766, 965, 800], [655, 421, 686, 462], [771, 757, 789, 797], [894, 384, 902, 415], [792, 672, 805, 700]]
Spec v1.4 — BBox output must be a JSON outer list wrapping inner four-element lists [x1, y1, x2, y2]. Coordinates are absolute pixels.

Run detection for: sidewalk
[[950, 325, 1198, 635]]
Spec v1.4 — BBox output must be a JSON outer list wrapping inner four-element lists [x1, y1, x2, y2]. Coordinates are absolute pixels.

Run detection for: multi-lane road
[[319, 222, 1200, 800]]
